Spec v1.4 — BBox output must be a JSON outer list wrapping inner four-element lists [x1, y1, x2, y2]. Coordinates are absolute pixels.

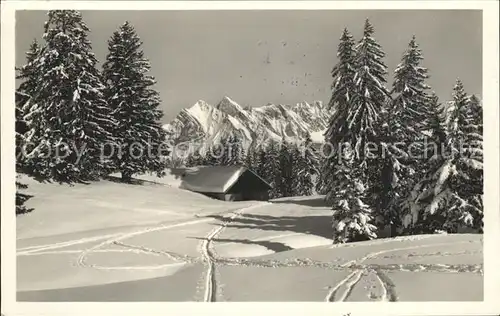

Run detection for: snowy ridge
[[163, 96, 329, 156]]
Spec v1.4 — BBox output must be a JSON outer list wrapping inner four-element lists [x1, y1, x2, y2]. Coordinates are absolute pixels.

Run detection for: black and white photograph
[[1, 1, 499, 315]]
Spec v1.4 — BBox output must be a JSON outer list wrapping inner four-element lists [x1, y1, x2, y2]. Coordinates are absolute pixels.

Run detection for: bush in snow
[[102, 21, 167, 182]]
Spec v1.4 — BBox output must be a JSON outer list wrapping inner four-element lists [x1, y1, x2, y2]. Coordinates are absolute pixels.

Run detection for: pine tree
[[185, 153, 197, 167], [389, 35, 433, 180], [16, 39, 41, 133], [404, 80, 483, 233], [391, 36, 432, 143], [15, 39, 40, 214], [290, 144, 304, 196], [295, 134, 318, 196], [22, 10, 116, 183], [325, 28, 357, 143], [193, 148, 207, 166], [237, 141, 247, 166], [261, 142, 281, 199], [244, 146, 258, 169], [102, 21, 167, 182], [372, 36, 432, 234], [204, 145, 219, 166], [222, 135, 245, 166], [331, 148, 377, 243], [318, 28, 357, 196], [350, 19, 391, 158], [402, 93, 447, 233], [278, 140, 295, 197], [426, 93, 447, 153]]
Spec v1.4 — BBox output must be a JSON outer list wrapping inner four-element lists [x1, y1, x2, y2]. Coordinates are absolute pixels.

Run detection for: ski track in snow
[[200, 202, 270, 302], [374, 268, 398, 302], [17, 233, 124, 255], [374, 270, 389, 301], [325, 240, 476, 302], [18, 203, 481, 301], [75, 217, 215, 269]]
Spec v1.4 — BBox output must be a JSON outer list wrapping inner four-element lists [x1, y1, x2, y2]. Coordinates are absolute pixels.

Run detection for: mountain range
[[162, 96, 329, 156]]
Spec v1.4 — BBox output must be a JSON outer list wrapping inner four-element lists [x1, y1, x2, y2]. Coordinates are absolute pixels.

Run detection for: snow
[[185, 100, 219, 134], [16, 174, 253, 240], [226, 114, 252, 140], [310, 129, 326, 143], [16, 179, 483, 301], [179, 165, 246, 193]]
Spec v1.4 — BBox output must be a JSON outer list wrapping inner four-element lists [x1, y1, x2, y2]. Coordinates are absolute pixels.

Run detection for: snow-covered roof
[[179, 165, 272, 194]]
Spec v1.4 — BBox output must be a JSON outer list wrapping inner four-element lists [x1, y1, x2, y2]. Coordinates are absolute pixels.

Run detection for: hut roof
[[179, 165, 272, 194]]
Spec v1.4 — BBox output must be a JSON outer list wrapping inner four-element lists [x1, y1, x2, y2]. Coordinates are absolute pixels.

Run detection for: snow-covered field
[[16, 174, 483, 302]]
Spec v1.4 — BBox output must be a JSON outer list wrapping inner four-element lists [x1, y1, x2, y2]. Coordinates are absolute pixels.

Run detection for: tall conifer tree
[[405, 80, 483, 233], [102, 21, 167, 181], [15, 39, 41, 214], [318, 28, 357, 197], [22, 10, 116, 182]]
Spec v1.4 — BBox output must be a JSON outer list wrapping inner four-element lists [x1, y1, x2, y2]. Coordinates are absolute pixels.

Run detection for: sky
[[16, 10, 482, 123]]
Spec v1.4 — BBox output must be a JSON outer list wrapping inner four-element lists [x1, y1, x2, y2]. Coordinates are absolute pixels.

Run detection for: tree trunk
[[121, 171, 132, 183]]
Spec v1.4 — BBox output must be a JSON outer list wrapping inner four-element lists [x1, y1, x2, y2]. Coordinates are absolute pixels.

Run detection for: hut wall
[[226, 170, 270, 201]]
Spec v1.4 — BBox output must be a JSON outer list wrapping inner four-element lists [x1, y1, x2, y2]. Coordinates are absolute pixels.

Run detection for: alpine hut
[[179, 165, 272, 201]]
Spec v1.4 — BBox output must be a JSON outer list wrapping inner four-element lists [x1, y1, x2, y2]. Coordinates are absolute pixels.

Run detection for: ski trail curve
[[76, 217, 214, 268], [325, 270, 364, 302], [326, 240, 470, 302], [200, 202, 269, 302], [17, 233, 124, 255], [374, 268, 398, 301]]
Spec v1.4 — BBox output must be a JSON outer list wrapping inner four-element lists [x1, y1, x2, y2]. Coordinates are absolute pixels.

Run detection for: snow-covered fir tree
[[244, 146, 258, 170], [194, 148, 209, 166], [252, 147, 266, 176], [331, 147, 377, 244], [214, 137, 230, 166], [290, 145, 303, 195], [467, 94, 482, 136], [391, 36, 432, 144], [389, 35, 433, 180], [372, 36, 432, 234], [277, 140, 296, 198], [185, 152, 198, 167], [260, 142, 281, 199], [404, 80, 483, 233], [15, 39, 41, 214], [22, 10, 116, 182], [325, 28, 357, 139], [348, 20, 392, 231], [220, 135, 245, 166], [102, 21, 167, 182], [16, 39, 41, 133], [294, 134, 319, 196], [350, 19, 390, 158], [426, 93, 447, 153], [401, 93, 447, 233], [205, 144, 222, 166], [317, 28, 357, 196]]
